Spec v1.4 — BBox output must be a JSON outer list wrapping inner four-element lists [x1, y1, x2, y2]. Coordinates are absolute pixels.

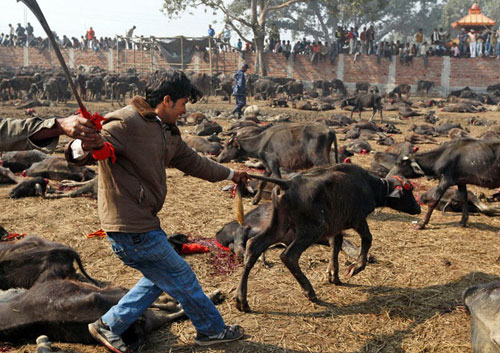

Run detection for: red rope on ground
[[215, 239, 231, 252], [4, 233, 26, 241], [87, 229, 107, 238], [181, 243, 210, 254]]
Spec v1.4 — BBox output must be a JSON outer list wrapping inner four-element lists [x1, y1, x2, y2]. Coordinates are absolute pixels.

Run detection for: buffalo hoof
[[307, 293, 320, 303], [345, 264, 357, 278], [329, 276, 342, 285], [235, 297, 251, 312], [457, 222, 468, 228], [327, 271, 342, 285], [414, 222, 426, 230], [345, 263, 366, 278]]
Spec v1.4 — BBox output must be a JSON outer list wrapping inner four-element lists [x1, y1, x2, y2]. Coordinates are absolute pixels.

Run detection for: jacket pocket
[[137, 183, 145, 204]]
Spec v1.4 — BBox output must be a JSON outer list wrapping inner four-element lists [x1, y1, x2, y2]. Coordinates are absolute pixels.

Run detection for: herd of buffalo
[[2, 65, 500, 352]]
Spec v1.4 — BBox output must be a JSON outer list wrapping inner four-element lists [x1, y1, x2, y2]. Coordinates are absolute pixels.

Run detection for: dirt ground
[[1, 97, 500, 353]]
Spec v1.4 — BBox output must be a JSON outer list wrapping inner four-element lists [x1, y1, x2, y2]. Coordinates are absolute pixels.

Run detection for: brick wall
[[2, 46, 499, 94]]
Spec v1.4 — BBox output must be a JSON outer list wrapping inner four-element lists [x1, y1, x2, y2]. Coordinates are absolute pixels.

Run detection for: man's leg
[[122, 230, 226, 336], [235, 95, 245, 118], [102, 276, 163, 335]]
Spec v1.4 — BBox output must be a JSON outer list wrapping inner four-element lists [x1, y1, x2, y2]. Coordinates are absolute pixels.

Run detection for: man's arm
[[0, 116, 97, 153], [169, 138, 247, 184], [31, 115, 100, 142]]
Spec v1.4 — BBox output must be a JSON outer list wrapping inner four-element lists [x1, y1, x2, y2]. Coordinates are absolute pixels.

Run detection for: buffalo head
[[384, 175, 421, 215], [216, 137, 242, 163]]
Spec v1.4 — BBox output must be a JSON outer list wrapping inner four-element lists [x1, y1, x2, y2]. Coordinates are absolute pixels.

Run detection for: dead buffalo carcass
[[463, 282, 500, 353], [0, 236, 98, 289], [216, 123, 339, 204], [9, 177, 48, 198], [25, 157, 95, 181], [235, 163, 421, 312], [184, 136, 223, 156], [45, 178, 98, 199], [419, 187, 500, 216], [0, 150, 50, 173], [0, 279, 224, 349]]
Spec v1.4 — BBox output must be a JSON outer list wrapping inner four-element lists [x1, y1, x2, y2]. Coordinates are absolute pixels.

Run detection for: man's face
[[158, 96, 188, 124]]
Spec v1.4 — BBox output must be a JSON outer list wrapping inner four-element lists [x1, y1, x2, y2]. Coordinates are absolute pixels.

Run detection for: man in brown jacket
[[0, 115, 99, 152], [67, 70, 246, 353]]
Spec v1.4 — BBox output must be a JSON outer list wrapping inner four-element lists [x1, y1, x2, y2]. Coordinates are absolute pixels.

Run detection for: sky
[[0, 0, 225, 40]]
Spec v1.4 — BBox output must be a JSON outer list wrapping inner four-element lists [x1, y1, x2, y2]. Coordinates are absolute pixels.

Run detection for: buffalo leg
[[235, 232, 278, 312], [457, 184, 469, 227], [279, 232, 319, 302], [346, 220, 372, 278], [349, 109, 355, 121], [328, 233, 343, 285], [149, 290, 224, 328], [417, 177, 453, 230], [252, 169, 271, 205], [370, 107, 376, 121], [253, 158, 281, 205]]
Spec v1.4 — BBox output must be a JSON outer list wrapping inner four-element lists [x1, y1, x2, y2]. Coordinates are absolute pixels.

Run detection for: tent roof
[[452, 3, 496, 28]]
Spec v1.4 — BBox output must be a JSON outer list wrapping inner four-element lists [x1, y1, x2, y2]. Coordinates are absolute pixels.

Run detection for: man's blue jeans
[[101, 229, 225, 336]]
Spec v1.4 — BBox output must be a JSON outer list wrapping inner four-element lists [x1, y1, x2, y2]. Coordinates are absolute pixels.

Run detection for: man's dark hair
[[145, 69, 202, 108]]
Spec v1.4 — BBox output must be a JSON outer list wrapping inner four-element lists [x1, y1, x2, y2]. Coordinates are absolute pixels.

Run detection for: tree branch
[[267, 0, 306, 12]]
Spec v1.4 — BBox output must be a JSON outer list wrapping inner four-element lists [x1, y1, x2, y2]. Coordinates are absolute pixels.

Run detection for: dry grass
[[1, 98, 500, 353]]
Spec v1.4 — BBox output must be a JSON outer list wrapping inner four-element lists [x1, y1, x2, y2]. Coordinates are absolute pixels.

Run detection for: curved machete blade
[[17, 0, 86, 113]]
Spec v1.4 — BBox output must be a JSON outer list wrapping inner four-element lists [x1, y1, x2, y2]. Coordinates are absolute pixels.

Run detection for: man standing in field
[[67, 69, 246, 353], [230, 63, 249, 119]]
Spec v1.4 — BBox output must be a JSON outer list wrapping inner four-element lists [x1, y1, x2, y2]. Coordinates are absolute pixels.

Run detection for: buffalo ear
[[388, 186, 403, 198], [411, 161, 425, 175]]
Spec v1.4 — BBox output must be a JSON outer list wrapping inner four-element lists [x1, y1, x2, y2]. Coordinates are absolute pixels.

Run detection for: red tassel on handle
[[77, 109, 116, 163]]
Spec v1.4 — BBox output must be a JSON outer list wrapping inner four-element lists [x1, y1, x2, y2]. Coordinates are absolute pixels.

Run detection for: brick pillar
[[387, 56, 396, 92], [107, 49, 114, 71], [68, 48, 75, 69], [287, 54, 294, 78], [440, 56, 450, 96], [336, 54, 344, 81], [23, 47, 29, 67]]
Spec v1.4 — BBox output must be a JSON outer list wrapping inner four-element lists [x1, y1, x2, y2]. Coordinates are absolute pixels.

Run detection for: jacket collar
[[131, 96, 158, 121], [130, 96, 181, 136]]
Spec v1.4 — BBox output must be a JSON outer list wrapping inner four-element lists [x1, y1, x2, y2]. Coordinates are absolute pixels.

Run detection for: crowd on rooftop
[[0, 23, 144, 52], [2, 21, 500, 62]]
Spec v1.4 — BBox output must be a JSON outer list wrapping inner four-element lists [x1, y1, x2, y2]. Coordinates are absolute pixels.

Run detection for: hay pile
[[1, 100, 499, 353]]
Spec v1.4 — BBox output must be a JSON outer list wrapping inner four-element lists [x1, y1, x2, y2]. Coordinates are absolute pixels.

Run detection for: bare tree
[[162, 0, 306, 76]]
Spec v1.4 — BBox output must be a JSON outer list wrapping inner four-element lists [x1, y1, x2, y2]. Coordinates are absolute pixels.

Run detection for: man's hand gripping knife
[[78, 108, 116, 163]]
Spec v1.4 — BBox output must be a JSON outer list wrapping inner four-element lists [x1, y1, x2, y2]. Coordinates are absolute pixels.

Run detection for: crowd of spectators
[[0, 24, 138, 52], [3, 21, 500, 62], [224, 24, 500, 64]]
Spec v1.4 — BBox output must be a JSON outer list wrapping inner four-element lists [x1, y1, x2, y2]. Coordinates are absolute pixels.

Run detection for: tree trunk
[[311, 1, 332, 45], [253, 33, 267, 76]]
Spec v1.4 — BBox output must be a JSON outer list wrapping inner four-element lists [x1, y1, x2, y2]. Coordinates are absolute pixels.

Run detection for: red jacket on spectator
[[87, 27, 95, 41]]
